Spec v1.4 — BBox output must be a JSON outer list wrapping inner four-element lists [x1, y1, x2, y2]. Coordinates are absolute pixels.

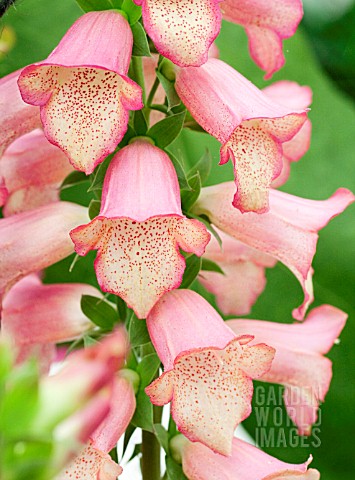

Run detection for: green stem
[[131, 56, 146, 104], [150, 104, 169, 114], [141, 406, 162, 480], [147, 77, 160, 107]]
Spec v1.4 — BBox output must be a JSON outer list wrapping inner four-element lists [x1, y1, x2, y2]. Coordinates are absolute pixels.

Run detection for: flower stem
[[141, 406, 162, 480], [131, 56, 146, 104]]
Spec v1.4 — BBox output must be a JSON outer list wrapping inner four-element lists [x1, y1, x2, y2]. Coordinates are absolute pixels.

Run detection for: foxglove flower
[[0, 129, 73, 216], [18, 11, 143, 174], [175, 59, 307, 213], [178, 436, 320, 479], [145, 290, 275, 455], [37, 329, 128, 470], [57, 376, 136, 479], [0, 70, 41, 157], [221, 0, 304, 78], [70, 140, 210, 319], [194, 182, 354, 319], [227, 305, 347, 435], [263, 81, 313, 187], [134, 0, 222, 67], [1, 274, 99, 370], [199, 229, 276, 316], [0, 201, 89, 305]]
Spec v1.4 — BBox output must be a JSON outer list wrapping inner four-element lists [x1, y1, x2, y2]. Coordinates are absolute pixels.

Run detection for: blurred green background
[[1, 0, 354, 478]]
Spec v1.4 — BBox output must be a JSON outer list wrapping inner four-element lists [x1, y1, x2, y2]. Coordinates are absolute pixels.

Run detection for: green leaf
[[201, 258, 224, 275], [137, 352, 161, 388], [180, 254, 201, 289], [131, 22, 150, 57], [156, 70, 181, 110], [60, 171, 88, 190], [121, 0, 141, 24], [128, 313, 151, 347], [167, 151, 191, 191], [81, 295, 117, 331], [88, 199, 101, 220], [181, 172, 201, 212], [133, 109, 148, 135], [116, 296, 128, 322], [83, 335, 99, 347], [154, 424, 169, 453], [187, 150, 212, 186], [131, 353, 160, 431], [147, 112, 186, 149], [87, 154, 113, 197], [75, 0, 118, 12], [166, 456, 188, 480]]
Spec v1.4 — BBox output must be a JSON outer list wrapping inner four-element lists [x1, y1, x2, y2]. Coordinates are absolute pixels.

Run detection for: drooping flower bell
[[173, 435, 320, 479], [0, 201, 89, 305], [57, 375, 136, 479], [1, 274, 99, 371], [194, 182, 354, 320], [227, 305, 347, 435], [70, 140, 210, 319], [18, 11, 143, 174], [221, 0, 304, 78], [175, 59, 308, 213], [145, 289, 275, 455], [199, 229, 276, 316], [0, 129, 73, 216], [0, 70, 41, 158], [263, 81, 313, 187], [134, 0, 222, 67], [36, 329, 128, 471]]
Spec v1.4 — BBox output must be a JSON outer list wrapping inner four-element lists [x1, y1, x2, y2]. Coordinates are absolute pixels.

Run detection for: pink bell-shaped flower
[[1, 274, 100, 371], [0, 201, 89, 305], [194, 182, 354, 320], [57, 375, 136, 479], [134, 0, 222, 67], [37, 329, 128, 469], [221, 0, 304, 79], [175, 58, 308, 213], [0, 70, 41, 158], [199, 229, 276, 316], [70, 140, 210, 319], [227, 305, 347, 435], [145, 289, 275, 455], [177, 436, 320, 479], [18, 11, 143, 174], [0, 129, 73, 216], [263, 81, 313, 187]]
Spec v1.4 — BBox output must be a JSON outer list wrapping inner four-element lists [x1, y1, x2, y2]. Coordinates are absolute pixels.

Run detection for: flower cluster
[[0, 1, 353, 479]]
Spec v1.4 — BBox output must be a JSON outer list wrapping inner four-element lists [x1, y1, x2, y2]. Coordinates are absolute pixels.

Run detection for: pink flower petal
[[145, 290, 274, 455], [0, 70, 41, 158], [2, 274, 98, 345], [221, 0, 304, 78], [0, 129, 73, 216], [200, 229, 276, 315], [92, 377, 136, 454], [263, 81, 313, 187], [195, 183, 355, 319], [57, 441, 123, 480], [135, 0, 222, 66], [71, 216, 208, 319], [70, 142, 210, 318], [182, 437, 320, 479], [18, 12, 142, 174], [0, 202, 89, 306], [176, 59, 307, 212], [146, 336, 273, 455], [227, 305, 347, 433]]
